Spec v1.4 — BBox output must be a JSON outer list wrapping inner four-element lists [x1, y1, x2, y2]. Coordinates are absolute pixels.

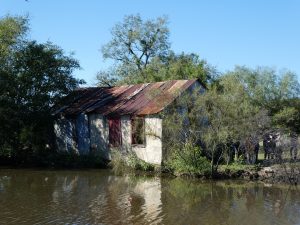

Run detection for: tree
[[163, 75, 269, 176], [98, 15, 217, 87], [0, 15, 29, 155], [0, 15, 83, 162], [97, 51, 217, 87], [101, 14, 170, 80], [228, 66, 300, 132], [0, 15, 28, 60], [143, 52, 217, 85]]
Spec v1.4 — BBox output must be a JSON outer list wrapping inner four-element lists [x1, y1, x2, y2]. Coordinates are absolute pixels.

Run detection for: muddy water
[[0, 169, 299, 225]]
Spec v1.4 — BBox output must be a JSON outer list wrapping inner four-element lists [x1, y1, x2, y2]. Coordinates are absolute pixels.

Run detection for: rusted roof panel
[[54, 79, 200, 117]]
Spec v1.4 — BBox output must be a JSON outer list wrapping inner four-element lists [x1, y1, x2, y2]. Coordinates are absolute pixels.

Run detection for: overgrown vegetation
[[165, 144, 211, 177], [110, 150, 155, 175]]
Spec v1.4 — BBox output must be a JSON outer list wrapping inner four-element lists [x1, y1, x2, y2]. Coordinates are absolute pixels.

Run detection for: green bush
[[127, 153, 154, 171], [166, 144, 211, 176], [109, 150, 128, 174], [110, 150, 155, 175]]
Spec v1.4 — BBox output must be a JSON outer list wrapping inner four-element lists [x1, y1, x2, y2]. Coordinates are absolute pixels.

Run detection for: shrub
[[166, 144, 211, 176], [127, 153, 155, 171], [110, 150, 155, 175]]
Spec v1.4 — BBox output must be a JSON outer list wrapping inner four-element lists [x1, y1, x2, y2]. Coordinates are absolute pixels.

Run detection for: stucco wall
[[121, 116, 131, 153], [76, 113, 90, 154], [55, 114, 163, 164], [89, 114, 109, 159], [132, 115, 162, 165], [54, 117, 77, 153]]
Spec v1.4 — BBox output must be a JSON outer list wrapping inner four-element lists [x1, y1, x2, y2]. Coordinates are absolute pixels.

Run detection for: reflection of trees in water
[[161, 179, 300, 225], [161, 179, 234, 225], [1, 170, 300, 225], [262, 185, 300, 224]]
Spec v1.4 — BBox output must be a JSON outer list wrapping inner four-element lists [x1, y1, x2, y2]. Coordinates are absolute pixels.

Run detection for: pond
[[0, 169, 299, 225]]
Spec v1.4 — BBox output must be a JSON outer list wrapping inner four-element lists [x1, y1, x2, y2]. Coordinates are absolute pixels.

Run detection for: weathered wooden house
[[53, 79, 204, 165]]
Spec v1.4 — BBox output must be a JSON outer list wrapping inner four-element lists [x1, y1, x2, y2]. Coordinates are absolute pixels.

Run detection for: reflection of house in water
[[132, 178, 162, 223], [85, 175, 162, 224], [53, 80, 204, 165]]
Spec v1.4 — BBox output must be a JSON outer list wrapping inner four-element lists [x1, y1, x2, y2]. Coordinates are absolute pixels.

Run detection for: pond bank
[[1, 155, 300, 185], [108, 162, 300, 186], [169, 163, 300, 185]]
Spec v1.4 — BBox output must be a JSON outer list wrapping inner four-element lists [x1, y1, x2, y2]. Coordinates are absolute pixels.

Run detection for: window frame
[[131, 116, 146, 147]]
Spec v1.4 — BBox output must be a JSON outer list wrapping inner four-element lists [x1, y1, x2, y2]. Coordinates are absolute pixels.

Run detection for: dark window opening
[[108, 118, 121, 147], [131, 117, 145, 145]]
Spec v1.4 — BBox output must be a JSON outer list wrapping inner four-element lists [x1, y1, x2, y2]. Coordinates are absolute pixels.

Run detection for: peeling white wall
[[121, 116, 131, 153], [55, 114, 163, 164], [132, 115, 162, 165]]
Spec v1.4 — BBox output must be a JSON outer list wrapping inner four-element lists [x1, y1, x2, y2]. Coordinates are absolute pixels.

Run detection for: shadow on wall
[[54, 113, 109, 160]]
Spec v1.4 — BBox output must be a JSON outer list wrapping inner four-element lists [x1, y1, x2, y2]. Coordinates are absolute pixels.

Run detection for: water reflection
[[0, 169, 299, 225]]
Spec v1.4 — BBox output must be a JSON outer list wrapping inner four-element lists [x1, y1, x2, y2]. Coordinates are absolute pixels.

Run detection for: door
[[108, 118, 121, 147]]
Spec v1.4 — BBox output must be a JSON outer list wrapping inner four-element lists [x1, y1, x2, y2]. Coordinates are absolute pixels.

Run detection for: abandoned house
[[53, 79, 204, 165]]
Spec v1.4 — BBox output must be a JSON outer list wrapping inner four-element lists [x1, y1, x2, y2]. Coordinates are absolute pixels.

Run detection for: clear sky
[[1, 0, 300, 85]]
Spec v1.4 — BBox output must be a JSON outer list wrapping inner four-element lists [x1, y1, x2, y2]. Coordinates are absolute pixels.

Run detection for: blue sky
[[1, 0, 300, 84]]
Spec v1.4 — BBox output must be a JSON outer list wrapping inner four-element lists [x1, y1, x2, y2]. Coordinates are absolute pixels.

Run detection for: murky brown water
[[0, 169, 299, 225]]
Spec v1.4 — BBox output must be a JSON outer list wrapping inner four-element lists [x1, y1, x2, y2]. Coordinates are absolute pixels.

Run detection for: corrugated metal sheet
[[54, 79, 200, 117]]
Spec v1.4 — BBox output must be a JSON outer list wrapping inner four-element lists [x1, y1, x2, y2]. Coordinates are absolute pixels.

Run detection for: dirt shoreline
[[204, 164, 300, 185]]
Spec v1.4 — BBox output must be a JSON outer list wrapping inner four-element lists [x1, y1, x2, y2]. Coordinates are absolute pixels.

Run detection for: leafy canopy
[[227, 66, 300, 132], [0, 15, 83, 160], [98, 14, 216, 86]]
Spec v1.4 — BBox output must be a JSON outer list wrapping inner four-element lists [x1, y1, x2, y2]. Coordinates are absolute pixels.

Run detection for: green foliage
[[196, 75, 268, 170], [271, 98, 300, 133], [97, 14, 217, 87], [219, 162, 256, 173], [166, 144, 211, 176], [0, 15, 83, 161], [0, 15, 28, 60], [110, 150, 154, 175], [99, 14, 170, 85], [102, 14, 170, 66], [109, 150, 128, 175], [227, 66, 300, 132], [127, 153, 154, 171], [163, 75, 269, 175], [140, 52, 217, 85]]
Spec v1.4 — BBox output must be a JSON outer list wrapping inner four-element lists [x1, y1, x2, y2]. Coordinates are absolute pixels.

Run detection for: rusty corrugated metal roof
[[54, 79, 201, 117]]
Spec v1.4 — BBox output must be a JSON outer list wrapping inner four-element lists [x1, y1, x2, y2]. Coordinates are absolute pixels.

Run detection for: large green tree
[[163, 75, 269, 175], [0, 15, 83, 161], [101, 14, 169, 80], [227, 66, 300, 132], [142, 52, 217, 85], [0, 15, 28, 60], [97, 15, 216, 86]]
